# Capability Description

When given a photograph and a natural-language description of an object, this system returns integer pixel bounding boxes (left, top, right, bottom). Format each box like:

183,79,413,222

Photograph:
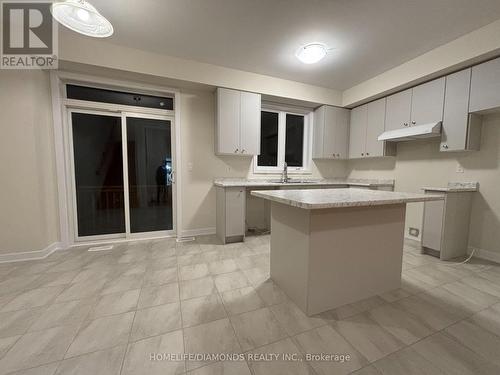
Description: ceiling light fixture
295,43,328,64
51,0,114,38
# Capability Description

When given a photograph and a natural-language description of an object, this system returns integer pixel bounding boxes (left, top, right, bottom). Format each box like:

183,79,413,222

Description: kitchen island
251,188,443,316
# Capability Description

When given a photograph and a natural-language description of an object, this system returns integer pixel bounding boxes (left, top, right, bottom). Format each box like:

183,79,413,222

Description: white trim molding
50,71,183,247
468,246,500,264
180,227,216,239
0,242,62,264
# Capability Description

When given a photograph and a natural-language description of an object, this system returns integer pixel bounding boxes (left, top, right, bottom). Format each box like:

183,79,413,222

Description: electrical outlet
408,227,420,237
456,163,464,173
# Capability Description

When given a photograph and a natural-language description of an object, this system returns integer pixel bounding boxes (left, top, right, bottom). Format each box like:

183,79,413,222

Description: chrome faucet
282,162,289,183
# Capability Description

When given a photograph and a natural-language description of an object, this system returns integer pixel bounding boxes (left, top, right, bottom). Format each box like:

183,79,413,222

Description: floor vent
88,245,114,252
176,236,195,243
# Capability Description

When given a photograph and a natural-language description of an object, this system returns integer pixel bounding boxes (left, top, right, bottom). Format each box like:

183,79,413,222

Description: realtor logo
1,1,58,69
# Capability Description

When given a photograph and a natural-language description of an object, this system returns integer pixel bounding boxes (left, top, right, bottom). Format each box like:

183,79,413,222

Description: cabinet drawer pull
442,144,449,149
403,123,409,127
234,148,239,153
241,149,245,153
411,121,416,125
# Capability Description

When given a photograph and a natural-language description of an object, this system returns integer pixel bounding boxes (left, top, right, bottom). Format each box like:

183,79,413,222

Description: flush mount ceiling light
295,43,329,64
51,0,113,38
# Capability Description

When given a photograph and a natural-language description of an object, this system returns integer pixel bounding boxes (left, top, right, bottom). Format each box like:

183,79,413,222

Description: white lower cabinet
422,190,473,260
216,187,246,244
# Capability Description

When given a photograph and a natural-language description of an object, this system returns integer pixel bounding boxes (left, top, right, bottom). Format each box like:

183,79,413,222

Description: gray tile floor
0,235,499,374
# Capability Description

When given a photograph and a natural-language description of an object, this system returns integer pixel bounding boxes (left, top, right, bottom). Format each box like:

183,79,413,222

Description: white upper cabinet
385,89,412,131
348,105,367,159
470,57,500,113
216,88,240,154
441,68,482,152
240,91,261,155
365,98,389,157
385,78,445,130
349,98,396,159
216,88,261,156
333,107,350,159
313,106,350,159
410,77,445,125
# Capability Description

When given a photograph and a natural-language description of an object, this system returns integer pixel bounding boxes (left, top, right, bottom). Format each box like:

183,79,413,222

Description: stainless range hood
378,122,442,142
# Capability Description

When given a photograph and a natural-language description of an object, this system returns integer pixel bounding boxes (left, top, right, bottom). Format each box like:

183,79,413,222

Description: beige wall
346,113,500,254
342,19,500,107
59,33,342,106
0,71,343,254
0,70,59,254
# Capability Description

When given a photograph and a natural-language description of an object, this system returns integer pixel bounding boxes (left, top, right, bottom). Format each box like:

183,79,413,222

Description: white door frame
50,71,182,249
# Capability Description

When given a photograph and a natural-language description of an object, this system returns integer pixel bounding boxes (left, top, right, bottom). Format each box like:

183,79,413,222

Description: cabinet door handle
241,149,245,153
442,144,449,149
366,152,370,156
361,153,364,156
234,148,239,153
403,123,409,127
411,121,416,125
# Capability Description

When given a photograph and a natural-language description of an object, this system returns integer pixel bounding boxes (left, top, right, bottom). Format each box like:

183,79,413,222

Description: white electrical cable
441,249,476,266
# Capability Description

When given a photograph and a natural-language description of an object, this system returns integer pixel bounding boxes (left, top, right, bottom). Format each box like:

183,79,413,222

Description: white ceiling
79,0,500,90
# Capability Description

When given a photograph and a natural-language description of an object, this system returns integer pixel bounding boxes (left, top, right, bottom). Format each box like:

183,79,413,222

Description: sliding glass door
125,115,173,233
69,110,175,240
71,112,125,237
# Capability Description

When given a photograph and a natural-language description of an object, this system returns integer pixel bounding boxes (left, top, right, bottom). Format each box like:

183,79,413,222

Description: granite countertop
214,177,395,188
422,182,479,193
251,188,444,209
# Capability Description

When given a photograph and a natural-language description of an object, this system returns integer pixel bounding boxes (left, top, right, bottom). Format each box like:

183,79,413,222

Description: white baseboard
404,236,422,247
468,246,500,264
0,242,62,264
179,227,216,239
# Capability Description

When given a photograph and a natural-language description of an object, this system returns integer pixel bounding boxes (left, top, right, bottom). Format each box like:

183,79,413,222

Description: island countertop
251,188,444,209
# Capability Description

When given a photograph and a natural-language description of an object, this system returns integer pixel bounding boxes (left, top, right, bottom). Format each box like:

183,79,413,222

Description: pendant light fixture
51,0,113,38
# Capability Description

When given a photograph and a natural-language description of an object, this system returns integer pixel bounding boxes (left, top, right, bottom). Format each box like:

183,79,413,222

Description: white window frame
253,103,313,174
